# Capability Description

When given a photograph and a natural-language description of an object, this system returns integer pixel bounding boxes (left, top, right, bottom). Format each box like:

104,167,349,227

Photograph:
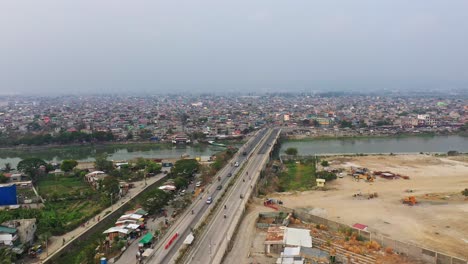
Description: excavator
402,196,417,206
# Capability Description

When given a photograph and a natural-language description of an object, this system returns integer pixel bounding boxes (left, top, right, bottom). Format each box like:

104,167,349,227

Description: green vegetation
170,159,199,178
462,188,468,197
139,189,171,214
285,132,447,142
0,247,15,264
375,119,393,126
0,131,115,147
284,147,298,156
60,159,78,172
17,158,48,183
316,171,337,181
202,147,237,183
94,154,114,172
321,160,329,167
340,120,354,128
278,160,316,191
0,173,8,183
38,174,89,197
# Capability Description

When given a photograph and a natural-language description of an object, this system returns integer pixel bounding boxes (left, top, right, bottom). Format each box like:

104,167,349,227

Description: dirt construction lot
269,154,468,259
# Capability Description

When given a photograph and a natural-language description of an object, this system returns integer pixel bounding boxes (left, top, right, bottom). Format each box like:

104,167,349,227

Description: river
0,143,225,169
280,135,468,155
2,136,467,169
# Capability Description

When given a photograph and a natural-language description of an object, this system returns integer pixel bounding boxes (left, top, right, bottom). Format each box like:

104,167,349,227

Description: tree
174,177,188,190
17,158,47,183
138,129,153,140
17,158,47,173
94,154,114,172
285,147,298,156
100,176,120,196
146,161,162,174
316,171,337,181
140,189,171,214
190,131,206,140
4,163,11,172
60,160,78,172
0,173,8,183
126,133,133,140
460,122,468,132
462,188,468,197
375,119,392,126
340,120,353,128
312,119,320,127
171,159,199,178
134,158,148,170
321,160,329,167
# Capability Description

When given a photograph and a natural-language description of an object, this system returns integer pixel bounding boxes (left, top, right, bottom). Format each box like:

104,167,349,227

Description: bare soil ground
268,154,468,259
224,202,277,264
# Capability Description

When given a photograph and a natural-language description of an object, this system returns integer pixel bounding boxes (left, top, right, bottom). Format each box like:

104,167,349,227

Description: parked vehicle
217,185,222,190
195,181,201,187
227,172,232,177
234,162,239,167
206,196,212,204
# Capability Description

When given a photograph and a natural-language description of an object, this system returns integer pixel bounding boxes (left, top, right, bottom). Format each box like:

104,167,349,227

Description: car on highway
195,181,201,187
206,196,212,204
234,162,239,167
216,185,222,190
227,172,232,177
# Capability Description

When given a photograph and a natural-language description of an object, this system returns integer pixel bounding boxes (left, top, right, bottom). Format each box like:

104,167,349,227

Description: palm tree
4,163,11,172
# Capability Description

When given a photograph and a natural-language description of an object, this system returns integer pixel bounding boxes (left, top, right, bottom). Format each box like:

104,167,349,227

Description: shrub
462,188,468,197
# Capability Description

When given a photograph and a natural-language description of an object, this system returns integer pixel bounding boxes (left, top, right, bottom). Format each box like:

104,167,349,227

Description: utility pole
110,193,113,211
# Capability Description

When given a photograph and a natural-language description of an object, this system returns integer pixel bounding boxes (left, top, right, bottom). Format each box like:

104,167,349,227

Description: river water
2,136,467,169
280,135,468,155
0,144,224,169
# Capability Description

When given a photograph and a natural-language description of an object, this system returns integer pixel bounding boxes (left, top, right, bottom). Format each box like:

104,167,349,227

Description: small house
316,179,325,187
85,171,108,188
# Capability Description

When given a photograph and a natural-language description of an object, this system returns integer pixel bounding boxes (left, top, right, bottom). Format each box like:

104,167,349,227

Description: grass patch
37,175,89,196
278,161,316,191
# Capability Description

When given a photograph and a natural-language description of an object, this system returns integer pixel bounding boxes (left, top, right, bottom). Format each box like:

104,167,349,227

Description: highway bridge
146,128,281,264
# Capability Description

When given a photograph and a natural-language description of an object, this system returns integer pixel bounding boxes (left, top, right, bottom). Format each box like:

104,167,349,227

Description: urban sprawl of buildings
0,94,467,144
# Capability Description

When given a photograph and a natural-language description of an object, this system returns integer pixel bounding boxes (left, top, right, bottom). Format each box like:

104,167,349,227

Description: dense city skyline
1,0,468,95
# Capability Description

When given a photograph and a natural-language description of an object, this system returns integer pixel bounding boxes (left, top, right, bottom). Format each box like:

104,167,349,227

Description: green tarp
139,232,153,244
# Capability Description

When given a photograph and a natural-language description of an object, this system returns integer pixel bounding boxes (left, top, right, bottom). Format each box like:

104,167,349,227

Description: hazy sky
1,0,468,95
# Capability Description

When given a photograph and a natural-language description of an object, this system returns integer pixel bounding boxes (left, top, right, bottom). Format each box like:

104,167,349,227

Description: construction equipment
402,196,417,206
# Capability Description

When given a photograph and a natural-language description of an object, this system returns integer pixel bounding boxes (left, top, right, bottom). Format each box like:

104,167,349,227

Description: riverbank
0,141,173,151
284,131,466,142
0,139,243,168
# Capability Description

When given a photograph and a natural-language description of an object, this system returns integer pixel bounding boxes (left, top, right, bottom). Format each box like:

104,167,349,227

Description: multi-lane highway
147,128,273,264
183,128,280,264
